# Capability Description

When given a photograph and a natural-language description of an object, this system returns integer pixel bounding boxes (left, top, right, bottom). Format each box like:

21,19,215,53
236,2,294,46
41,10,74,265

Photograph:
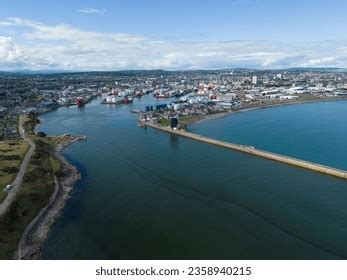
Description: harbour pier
144,123,347,180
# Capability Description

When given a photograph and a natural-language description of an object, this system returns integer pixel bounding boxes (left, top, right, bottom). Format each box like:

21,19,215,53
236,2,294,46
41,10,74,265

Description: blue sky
0,0,347,70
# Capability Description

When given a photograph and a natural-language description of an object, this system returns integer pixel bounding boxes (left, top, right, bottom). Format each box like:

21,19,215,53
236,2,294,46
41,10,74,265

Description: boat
154,90,170,98
130,109,140,114
156,93,170,98
101,93,135,105
123,96,134,104
101,95,124,104
76,97,85,107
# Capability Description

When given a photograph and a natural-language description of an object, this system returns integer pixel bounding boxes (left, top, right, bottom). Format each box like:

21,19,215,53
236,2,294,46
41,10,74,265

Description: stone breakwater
145,123,347,180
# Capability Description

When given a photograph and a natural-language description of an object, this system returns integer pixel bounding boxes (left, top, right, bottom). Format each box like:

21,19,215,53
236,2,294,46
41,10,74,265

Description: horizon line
1,67,346,75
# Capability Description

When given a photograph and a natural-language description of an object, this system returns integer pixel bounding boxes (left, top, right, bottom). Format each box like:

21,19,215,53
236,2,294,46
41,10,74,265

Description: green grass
158,118,170,126
158,116,205,128
50,156,61,175
0,141,29,203
44,137,59,147
0,139,55,259
0,115,68,259
179,115,204,124
178,115,205,129
22,115,40,137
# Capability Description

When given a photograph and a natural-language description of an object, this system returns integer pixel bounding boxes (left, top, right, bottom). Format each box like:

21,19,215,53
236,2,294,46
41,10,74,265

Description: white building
173,103,184,111
245,93,256,100
252,76,258,85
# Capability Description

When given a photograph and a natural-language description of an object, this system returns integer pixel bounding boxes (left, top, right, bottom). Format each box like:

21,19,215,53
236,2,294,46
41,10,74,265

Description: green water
40,97,347,259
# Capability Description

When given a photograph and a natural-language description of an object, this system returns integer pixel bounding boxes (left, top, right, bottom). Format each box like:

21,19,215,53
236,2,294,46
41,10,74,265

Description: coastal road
0,116,36,216
15,136,84,259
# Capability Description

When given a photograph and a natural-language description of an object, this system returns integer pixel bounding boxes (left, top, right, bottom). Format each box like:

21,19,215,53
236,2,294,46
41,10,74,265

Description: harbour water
190,100,347,170
40,97,347,259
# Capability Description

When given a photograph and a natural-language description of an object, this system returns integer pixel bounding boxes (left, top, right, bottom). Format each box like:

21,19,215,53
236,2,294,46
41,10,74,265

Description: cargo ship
101,95,134,104
156,93,169,98
123,96,134,104
154,90,172,98
76,97,85,107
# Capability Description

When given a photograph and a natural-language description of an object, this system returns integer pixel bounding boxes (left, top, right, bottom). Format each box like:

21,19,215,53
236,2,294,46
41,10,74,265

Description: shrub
37,132,47,138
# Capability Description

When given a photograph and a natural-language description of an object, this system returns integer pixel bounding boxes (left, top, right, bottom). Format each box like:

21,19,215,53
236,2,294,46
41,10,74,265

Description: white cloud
0,36,23,61
0,17,347,71
4,17,146,44
76,8,106,15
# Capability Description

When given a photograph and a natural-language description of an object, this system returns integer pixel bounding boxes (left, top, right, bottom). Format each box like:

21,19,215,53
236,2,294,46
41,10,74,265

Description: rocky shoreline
14,134,86,259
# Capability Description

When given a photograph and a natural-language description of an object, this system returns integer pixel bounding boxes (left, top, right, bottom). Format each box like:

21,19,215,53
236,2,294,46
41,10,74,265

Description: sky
0,0,347,71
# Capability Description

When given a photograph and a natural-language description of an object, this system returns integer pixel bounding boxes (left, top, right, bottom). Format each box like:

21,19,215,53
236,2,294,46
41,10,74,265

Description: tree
37,131,47,138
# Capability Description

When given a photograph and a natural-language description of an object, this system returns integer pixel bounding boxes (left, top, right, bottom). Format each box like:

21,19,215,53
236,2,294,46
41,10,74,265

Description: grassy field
0,138,55,259
0,141,29,203
158,115,206,128
0,115,66,259
50,156,61,175
178,115,205,128
158,118,170,126
22,115,40,136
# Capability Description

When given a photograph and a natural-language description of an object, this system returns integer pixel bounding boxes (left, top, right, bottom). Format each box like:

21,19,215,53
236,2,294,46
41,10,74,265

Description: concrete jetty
145,123,347,180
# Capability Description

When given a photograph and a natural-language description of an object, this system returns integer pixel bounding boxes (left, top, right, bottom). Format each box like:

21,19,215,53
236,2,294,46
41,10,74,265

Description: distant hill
0,67,346,76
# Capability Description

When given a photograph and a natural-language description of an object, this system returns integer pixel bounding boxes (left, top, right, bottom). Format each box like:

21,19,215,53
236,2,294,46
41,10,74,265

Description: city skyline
0,0,347,71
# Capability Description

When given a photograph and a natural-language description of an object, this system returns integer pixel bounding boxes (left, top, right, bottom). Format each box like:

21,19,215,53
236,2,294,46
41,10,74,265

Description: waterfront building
252,75,258,85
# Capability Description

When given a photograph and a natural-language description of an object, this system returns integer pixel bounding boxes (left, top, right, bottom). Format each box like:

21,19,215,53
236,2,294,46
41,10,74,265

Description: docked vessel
101,95,134,105
130,109,140,113
76,97,85,107
123,96,134,104
156,93,168,98
102,95,123,104
154,90,172,98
